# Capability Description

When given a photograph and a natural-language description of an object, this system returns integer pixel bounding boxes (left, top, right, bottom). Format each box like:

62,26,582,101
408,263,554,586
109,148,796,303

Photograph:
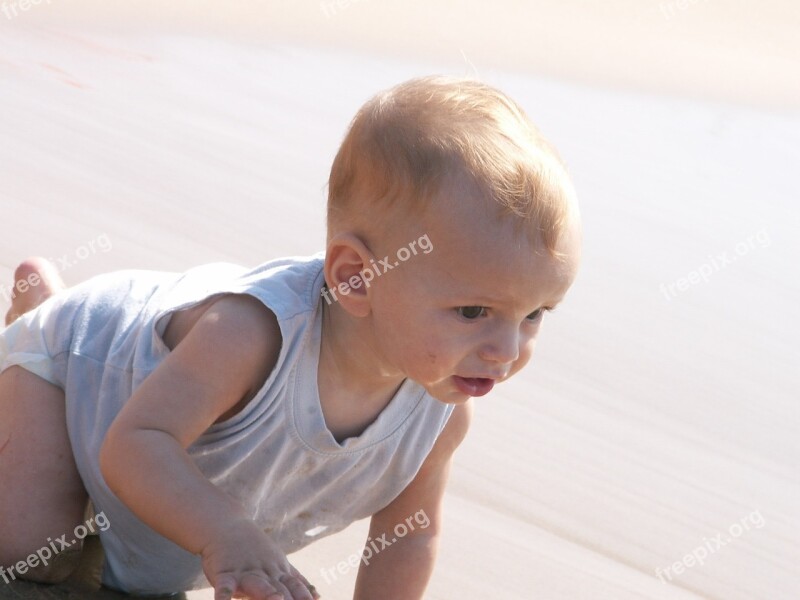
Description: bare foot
4,257,66,326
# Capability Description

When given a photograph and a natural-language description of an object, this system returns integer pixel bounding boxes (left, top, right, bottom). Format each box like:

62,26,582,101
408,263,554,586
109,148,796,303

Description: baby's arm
352,401,473,600
99,295,317,600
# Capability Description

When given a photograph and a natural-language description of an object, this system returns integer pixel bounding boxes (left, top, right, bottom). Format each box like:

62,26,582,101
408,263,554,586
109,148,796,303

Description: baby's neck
316,298,406,441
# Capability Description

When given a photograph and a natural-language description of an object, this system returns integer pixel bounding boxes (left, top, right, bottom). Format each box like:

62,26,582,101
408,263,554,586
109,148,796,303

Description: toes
14,257,65,295
6,257,66,319
5,307,20,326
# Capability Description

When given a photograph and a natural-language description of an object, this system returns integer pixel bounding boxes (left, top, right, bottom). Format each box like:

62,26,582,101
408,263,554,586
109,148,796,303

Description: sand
1,3,798,599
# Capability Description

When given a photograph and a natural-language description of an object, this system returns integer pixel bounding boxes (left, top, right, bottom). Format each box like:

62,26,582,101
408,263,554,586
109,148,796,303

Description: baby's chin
419,377,475,405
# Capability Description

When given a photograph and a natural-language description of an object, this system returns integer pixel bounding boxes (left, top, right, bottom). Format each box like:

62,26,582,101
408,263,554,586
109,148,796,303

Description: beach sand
1,3,798,599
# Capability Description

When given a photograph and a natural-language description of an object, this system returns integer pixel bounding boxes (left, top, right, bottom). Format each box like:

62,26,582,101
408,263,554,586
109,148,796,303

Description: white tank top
19,254,454,594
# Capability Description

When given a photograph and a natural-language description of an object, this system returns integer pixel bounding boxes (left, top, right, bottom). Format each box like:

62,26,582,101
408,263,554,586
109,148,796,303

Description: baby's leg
0,259,87,582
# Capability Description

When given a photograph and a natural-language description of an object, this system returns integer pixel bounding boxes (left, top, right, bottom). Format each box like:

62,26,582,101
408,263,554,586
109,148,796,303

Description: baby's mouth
452,376,495,397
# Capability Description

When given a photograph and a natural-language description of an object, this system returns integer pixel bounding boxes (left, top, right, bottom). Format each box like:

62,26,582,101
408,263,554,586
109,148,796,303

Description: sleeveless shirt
0,254,454,594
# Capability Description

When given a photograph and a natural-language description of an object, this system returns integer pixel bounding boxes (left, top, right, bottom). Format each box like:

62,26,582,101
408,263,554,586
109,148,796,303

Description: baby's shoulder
163,294,283,423
172,293,281,357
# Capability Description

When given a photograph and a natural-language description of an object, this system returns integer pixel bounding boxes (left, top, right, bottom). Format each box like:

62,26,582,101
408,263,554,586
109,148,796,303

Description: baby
0,76,581,600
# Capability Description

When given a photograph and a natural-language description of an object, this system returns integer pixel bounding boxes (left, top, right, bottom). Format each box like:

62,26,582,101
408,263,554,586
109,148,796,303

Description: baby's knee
15,544,83,584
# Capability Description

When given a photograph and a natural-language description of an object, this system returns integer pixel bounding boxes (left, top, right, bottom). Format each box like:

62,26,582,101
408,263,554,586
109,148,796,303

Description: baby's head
324,76,581,403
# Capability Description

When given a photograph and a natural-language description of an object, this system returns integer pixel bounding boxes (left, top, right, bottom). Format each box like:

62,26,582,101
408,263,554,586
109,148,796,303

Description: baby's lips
453,375,495,396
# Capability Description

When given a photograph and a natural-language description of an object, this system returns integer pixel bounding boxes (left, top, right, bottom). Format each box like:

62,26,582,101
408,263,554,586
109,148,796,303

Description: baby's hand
201,519,320,600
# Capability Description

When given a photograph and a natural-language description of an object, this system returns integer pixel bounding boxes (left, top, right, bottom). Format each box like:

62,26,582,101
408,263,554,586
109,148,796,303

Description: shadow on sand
1,538,186,600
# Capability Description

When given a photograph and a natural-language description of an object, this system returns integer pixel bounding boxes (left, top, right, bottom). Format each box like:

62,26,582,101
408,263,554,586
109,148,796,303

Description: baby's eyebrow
541,299,563,311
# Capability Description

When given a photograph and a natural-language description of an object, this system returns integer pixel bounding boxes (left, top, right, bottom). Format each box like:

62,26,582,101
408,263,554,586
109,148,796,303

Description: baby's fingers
279,574,318,600
214,573,283,600
214,574,239,600
239,573,288,600
288,569,320,599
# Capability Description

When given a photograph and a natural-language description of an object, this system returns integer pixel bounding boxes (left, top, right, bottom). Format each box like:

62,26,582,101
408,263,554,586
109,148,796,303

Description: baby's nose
479,327,521,364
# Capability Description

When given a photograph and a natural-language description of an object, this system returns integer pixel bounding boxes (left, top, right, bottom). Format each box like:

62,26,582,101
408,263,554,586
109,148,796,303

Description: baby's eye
456,306,486,320
526,308,544,321
526,307,553,322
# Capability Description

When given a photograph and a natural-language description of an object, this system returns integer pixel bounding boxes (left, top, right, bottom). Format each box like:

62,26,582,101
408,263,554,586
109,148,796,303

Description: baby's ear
323,233,372,317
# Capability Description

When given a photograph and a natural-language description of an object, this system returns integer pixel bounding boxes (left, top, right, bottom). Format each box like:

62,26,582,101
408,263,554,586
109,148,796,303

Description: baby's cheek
407,319,458,376
415,339,451,377
420,339,445,371
511,344,535,376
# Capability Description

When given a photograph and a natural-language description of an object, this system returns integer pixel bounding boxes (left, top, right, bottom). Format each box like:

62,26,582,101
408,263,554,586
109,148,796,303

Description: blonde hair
327,76,579,260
